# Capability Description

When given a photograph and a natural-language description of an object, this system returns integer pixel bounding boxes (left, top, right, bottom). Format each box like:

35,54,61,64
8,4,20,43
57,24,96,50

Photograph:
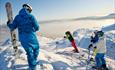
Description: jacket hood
19,8,30,16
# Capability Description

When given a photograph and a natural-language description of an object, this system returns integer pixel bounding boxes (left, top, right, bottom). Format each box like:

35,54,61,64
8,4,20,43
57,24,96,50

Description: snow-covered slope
0,24,115,70
0,35,115,70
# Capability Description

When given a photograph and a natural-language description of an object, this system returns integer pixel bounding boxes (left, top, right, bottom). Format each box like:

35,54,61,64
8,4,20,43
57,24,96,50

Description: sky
0,0,114,25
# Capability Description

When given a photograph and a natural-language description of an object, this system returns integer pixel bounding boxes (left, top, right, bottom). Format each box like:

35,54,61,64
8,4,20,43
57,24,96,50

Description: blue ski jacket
7,8,39,49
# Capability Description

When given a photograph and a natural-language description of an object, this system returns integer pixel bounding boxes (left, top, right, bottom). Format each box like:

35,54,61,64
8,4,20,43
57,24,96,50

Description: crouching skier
89,31,108,70
7,4,40,70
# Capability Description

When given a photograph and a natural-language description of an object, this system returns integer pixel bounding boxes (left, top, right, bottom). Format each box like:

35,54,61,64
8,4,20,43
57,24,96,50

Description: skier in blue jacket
7,4,39,70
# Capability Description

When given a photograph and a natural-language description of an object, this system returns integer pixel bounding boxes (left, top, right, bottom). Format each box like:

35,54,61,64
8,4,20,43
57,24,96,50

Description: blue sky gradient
0,0,114,24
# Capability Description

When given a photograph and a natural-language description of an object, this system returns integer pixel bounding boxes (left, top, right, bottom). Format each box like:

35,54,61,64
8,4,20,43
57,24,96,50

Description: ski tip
5,2,11,7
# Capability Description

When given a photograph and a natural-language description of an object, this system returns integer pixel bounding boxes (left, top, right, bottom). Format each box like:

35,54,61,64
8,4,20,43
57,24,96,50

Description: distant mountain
108,13,115,16
40,13,115,23
102,23,115,32
73,13,115,20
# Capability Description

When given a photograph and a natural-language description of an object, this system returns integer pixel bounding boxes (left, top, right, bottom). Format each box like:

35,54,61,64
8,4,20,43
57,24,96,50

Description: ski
86,44,96,70
5,2,18,53
5,2,18,69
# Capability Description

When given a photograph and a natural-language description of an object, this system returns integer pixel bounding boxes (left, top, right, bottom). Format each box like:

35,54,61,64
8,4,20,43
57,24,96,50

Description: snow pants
21,42,39,70
95,53,106,68
71,40,79,52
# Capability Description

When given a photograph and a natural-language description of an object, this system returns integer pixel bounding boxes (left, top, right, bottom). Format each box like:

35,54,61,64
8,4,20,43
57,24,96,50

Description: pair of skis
5,2,18,69
5,2,18,54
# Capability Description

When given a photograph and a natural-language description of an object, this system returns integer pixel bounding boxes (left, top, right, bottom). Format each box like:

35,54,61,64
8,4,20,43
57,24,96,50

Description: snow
0,24,115,70
102,23,115,32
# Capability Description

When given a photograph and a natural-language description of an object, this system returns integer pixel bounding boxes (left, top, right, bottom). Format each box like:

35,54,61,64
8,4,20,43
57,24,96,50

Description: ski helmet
97,31,104,37
22,4,32,13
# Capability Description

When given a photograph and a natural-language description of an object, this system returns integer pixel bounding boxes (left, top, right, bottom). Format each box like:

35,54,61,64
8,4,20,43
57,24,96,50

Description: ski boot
72,49,79,53
101,64,108,70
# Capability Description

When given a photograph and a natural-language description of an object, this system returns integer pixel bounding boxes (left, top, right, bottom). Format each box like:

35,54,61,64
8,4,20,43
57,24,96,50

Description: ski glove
7,20,10,24
91,36,93,40
94,46,97,49
64,36,66,38
91,36,93,42
88,44,93,49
